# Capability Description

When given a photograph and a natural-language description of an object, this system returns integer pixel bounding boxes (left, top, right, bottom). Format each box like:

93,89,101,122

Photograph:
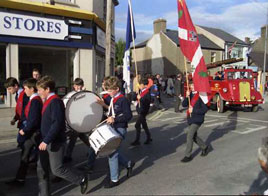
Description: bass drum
62,91,76,107
65,91,103,133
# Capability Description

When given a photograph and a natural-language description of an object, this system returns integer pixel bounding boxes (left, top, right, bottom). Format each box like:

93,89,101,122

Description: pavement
0,93,268,195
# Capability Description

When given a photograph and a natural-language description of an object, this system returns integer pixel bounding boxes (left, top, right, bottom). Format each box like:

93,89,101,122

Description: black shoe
127,162,135,178
80,175,88,194
104,180,119,188
63,156,72,163
5,179,25,186
181,156,192,163
201,146,210,157
144,138,152,145
131,141,140,146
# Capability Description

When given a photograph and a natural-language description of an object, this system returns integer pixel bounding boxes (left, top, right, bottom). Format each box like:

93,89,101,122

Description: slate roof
198,26,247,45
135,29,223,51
164,29,223,50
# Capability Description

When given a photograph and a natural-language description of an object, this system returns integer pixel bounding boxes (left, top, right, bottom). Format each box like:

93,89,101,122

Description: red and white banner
177,0,211,103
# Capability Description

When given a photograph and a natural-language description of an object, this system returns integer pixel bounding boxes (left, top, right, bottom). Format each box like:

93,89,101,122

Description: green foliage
115,39,126,66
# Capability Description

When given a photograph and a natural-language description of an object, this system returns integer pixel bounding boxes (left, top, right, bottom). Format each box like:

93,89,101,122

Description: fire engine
209,67,263,112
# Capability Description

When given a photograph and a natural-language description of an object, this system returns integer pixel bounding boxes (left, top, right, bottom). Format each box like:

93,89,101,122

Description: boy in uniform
64,78,91,163
36,76,88,195
5,78,41,186
103,76,135,188
131,77,152,146
4,77,29,147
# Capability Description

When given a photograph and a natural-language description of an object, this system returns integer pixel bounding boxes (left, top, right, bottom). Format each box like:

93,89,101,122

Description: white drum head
65,91,103,133
62,91,76,107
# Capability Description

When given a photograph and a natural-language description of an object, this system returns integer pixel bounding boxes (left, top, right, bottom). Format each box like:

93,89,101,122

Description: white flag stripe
199,92,208,104
191,45,203,69
178,27,188,40
123,50,130,93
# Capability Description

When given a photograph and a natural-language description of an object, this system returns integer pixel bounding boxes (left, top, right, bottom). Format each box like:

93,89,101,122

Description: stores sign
0,12,68,40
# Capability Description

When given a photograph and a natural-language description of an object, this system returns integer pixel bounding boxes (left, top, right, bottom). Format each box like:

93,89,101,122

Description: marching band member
64,78,91,163
4,77,29,147
103,76,135,188
131,77,152,146
5,78,40,186
181,81,210,163
36,76,88,195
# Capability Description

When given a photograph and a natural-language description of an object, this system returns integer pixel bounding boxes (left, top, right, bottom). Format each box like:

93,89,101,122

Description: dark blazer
182,93,208,125
112,96,132,129
135,90,151,115
24,98,42,138
41,98,66,144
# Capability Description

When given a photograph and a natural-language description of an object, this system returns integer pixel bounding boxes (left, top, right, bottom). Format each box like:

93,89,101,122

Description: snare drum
89,124,122,157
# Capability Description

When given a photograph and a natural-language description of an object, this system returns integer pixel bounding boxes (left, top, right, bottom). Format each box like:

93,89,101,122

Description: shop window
0,45,6,105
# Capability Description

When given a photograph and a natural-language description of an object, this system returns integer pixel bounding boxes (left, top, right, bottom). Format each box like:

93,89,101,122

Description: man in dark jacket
174,74,183,112
181,81,210,162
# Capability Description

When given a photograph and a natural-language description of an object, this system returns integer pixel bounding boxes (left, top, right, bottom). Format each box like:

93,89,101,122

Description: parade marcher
36,76,88,195
64,78,91,163
85,76,112,172
131,77,152,146
4,77,29,146
103,76,135,188
181,81,210,163
174,74,183,113
5,78,42,186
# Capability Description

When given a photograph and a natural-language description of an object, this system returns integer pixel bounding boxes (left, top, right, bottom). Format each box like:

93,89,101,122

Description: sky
115,0,268,44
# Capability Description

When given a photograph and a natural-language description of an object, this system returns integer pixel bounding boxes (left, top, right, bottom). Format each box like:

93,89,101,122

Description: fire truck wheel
252,104,258,112
216,95,225,113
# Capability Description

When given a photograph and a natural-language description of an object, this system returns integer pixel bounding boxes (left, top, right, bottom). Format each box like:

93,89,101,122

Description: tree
115,38,126,66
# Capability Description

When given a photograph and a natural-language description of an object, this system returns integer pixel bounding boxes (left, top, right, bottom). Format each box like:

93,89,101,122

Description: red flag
177,0,211,103
228,41,237,55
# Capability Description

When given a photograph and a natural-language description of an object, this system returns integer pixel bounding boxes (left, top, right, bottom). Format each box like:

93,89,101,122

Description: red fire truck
209,68,263,112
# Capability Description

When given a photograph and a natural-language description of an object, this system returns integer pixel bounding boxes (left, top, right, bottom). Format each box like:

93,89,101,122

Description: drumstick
96,119,108,128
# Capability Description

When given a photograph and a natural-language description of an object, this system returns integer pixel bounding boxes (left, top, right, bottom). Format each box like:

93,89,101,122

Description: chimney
244,37,250,44
261,25,268,38
153,18,167,34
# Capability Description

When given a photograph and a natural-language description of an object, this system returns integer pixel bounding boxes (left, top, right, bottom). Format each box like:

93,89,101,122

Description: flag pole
128,0,138,77
184,56,191,116
128,0,140,106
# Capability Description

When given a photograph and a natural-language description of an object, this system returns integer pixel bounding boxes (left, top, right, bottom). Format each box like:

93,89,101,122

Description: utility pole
105,0,112,76
262,7,268,95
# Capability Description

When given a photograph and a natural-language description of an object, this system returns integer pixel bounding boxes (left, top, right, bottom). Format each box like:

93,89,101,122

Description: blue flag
123,0,136,94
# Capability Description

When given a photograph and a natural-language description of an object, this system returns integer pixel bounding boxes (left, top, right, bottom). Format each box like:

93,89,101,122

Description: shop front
0,1,106,108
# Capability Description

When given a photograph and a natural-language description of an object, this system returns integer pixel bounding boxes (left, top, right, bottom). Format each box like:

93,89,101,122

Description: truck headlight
223,88,228,93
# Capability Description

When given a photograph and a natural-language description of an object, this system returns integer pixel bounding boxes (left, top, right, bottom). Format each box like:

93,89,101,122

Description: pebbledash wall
0,0,118,108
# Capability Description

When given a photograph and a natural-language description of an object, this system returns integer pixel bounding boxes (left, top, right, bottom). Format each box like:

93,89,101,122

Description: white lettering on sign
0,12,68,40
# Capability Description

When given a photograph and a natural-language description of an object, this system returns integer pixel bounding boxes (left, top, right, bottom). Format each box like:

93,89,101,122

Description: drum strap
108,98,115,118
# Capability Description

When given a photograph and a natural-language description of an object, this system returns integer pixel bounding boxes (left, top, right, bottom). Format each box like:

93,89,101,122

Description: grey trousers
37,143,82,196
174,96,181,112
185,124,207,157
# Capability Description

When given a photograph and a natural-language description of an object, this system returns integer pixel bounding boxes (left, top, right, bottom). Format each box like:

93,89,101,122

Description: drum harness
107,96,125,139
